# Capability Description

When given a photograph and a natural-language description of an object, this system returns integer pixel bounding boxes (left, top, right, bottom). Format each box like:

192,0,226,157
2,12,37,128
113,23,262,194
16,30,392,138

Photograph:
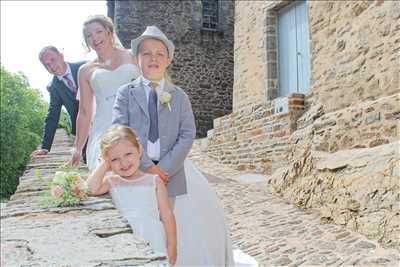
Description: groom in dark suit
31,46,86,159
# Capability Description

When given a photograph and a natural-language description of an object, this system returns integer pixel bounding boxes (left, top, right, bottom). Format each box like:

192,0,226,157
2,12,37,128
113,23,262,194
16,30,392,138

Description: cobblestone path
189,141,400,267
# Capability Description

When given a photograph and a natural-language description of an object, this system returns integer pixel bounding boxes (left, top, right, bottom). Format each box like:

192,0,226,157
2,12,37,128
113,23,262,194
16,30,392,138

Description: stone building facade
108,0,234,137
206,0,399,249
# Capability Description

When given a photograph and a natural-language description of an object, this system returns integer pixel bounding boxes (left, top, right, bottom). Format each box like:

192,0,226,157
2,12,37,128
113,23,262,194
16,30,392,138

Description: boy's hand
146,165,169,184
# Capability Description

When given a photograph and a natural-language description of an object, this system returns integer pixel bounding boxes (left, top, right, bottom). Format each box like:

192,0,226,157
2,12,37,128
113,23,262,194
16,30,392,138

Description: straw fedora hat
131,25,175,60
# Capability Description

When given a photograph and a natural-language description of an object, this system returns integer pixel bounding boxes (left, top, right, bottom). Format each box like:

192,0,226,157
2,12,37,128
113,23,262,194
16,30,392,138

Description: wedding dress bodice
90,63,139,126
86,63,140,171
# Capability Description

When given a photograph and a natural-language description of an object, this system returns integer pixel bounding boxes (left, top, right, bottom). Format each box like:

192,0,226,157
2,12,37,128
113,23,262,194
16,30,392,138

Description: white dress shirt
141,76,165,161
57,63,76,89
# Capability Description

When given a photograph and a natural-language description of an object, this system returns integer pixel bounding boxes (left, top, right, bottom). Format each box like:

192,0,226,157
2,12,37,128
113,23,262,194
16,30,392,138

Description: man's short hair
39,46,60,62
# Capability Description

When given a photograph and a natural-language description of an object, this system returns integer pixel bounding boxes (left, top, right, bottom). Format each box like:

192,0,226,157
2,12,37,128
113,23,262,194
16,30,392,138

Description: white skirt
173,160,234,266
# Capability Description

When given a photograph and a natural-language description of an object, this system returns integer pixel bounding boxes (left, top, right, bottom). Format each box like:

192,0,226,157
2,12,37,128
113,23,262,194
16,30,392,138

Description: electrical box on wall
274,97,289,115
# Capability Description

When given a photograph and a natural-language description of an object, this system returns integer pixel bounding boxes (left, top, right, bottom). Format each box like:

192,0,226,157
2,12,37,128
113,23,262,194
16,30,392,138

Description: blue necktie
148,82,159,143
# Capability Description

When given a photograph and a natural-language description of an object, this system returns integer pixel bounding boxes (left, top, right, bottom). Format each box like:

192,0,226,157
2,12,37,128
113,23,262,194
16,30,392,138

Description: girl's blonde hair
82,15,115,52
100,125,141,159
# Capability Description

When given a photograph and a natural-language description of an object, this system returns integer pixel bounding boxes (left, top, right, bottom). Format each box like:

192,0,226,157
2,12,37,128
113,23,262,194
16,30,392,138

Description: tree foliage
0,67,48,199
58,107,72,135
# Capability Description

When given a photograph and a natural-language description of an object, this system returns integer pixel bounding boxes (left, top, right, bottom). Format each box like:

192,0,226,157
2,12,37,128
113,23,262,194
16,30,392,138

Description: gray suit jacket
112,77,196,197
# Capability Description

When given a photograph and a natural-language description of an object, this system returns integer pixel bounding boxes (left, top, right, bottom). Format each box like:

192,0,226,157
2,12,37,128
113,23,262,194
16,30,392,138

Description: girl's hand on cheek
99,157,111,171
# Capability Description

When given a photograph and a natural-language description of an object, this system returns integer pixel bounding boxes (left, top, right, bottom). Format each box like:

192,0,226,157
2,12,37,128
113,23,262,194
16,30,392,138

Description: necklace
99,47,115,66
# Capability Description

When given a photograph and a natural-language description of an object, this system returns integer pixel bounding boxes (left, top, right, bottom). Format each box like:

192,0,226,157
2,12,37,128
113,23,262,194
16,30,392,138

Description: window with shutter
202,0,219,31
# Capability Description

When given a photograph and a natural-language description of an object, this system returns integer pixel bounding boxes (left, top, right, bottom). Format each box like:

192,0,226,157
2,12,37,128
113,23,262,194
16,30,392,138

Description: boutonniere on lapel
160,91,172,111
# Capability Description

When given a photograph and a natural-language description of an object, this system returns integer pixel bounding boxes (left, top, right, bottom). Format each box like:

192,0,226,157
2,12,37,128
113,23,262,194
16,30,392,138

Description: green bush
58,108,72,135
0,68,48,199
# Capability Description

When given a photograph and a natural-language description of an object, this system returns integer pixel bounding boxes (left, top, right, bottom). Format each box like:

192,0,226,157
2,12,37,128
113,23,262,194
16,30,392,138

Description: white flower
160,91,172,111
53,171,68,186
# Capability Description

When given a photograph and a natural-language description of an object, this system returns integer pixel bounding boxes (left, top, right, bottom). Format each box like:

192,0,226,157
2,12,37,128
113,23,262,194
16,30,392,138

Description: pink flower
71,185,87,199
51,185,63,199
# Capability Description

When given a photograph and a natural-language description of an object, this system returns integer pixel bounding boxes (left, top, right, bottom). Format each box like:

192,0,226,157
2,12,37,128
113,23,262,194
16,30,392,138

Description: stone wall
208,93,305,174
308,0,400,112
298,94,399,153
205,0,400,249
111,0,235,137
272,140,399,248
267,93,400,249
233,0,399,113
209,0,399,185
233,1,270,111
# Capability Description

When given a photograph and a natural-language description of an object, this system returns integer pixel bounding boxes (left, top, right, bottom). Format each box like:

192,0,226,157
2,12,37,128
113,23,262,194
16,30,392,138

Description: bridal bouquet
35,165,89,207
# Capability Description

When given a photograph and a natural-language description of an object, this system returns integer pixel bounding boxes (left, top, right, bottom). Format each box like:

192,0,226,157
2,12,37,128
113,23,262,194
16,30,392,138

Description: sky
1,1,107,102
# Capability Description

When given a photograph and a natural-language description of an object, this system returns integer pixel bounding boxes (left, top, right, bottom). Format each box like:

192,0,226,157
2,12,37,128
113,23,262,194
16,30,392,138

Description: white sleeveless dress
108,174,167,255
87,64,140,170
108,166,234,266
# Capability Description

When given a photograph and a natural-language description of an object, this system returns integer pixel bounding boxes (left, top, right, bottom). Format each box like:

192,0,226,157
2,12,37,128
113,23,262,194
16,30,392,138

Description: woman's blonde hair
100,125,141,159
82,15,115,52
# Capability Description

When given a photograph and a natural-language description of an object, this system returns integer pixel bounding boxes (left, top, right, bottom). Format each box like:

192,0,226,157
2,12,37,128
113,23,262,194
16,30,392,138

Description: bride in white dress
86,125,177,264
71,15,140,170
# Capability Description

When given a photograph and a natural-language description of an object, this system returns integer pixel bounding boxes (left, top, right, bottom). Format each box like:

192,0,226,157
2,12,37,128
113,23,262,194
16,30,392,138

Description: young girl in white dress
86,125,177,265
